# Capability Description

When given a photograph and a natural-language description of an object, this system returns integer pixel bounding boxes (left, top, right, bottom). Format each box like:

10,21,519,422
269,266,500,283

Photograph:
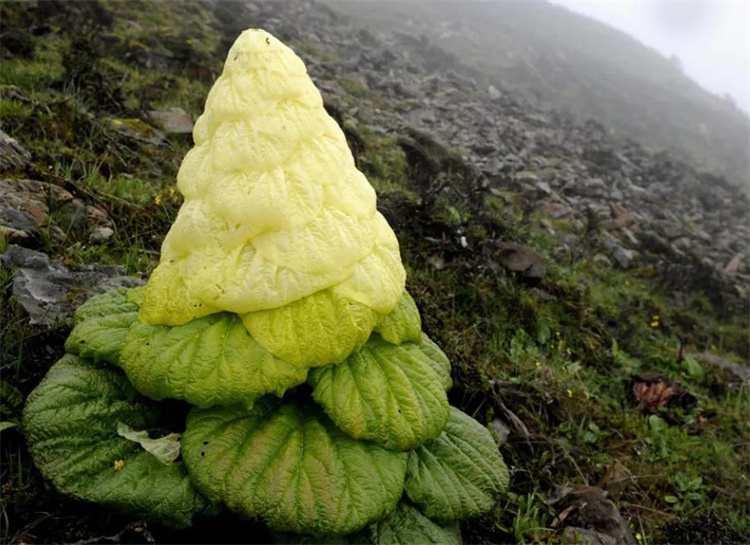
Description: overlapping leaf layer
23,355,213,528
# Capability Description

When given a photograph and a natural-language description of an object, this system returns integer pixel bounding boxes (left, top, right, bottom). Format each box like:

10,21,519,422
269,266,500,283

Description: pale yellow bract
139,29,406,366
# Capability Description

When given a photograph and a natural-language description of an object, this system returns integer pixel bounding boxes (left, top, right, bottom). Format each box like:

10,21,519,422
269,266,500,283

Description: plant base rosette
24,29,509,543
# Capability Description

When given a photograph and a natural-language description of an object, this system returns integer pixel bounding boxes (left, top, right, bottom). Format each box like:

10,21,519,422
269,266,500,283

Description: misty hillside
325,0,750,188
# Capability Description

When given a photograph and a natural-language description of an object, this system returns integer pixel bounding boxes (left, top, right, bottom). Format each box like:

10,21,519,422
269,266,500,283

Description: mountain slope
325,0,750,188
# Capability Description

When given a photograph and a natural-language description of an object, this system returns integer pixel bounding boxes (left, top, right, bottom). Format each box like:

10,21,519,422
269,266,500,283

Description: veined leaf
309,336,449,451
419,336,452,391
66,287,143,365
242,289,380,367
120,313,307,409
23,355,212,528
365,502,462,545
183,400,407,535
374,291,421,345
404,407,510,521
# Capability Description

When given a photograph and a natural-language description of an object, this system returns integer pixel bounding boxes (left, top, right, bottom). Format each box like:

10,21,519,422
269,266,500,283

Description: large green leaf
23,355,212,528
374,291,421,345
365,502,461,545
404,407,509,521
120,313,307,409
65,287,143,365
309,336,450,451
242,289,380,367
183,400,408,535
419,336,452,391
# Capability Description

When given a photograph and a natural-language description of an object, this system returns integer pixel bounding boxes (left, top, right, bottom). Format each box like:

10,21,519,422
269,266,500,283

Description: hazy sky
550,1,750,114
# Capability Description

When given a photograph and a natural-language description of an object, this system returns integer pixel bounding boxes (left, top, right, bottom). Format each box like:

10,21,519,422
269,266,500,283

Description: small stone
602,232,634,269
1,245,143,326
109,118,165,145
490,241,547,279
89,226,114,244
514,171,539,184
723,253,743,275
148,108,195,134
692,353,750,383
562,527,619,545
609,201,635,228
536,181,552,196
488,84,502,100
548,485,637,545
612,246,634,269
0,130,31,173
490,419,511,445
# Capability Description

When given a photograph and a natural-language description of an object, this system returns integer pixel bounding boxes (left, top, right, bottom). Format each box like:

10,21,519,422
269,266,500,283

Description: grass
1,1,748,543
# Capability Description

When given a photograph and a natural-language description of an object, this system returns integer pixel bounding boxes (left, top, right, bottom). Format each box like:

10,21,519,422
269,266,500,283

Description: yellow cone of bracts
139,29,406,367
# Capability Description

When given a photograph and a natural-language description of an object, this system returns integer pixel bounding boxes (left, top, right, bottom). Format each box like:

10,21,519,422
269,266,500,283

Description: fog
551,1,750,114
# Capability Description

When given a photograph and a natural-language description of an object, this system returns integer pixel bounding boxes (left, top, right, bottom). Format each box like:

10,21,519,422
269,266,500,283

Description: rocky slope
1,1,748,544
325,0,750,189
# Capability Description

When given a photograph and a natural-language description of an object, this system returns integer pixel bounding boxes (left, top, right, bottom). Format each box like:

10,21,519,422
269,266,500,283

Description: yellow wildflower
113,459,125,471
154,194,162,206
567,389,573,398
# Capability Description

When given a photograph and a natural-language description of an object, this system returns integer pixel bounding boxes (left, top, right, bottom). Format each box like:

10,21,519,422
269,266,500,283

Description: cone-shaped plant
24,29,509,541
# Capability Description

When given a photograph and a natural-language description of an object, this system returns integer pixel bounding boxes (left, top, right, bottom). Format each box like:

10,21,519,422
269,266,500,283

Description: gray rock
593,253,612,267
490,418,511,444
536,180,552,196
693,353,750,383
108,118,165,145
148,107,194,134
602,232,634,269
580,177,607,196
724,253,744,275
488,84,502,100
89,226,115,244
0,129,31,172
489,241,547,279
562,527,620,545
548,486,637,545
514,171,539,183
0,179,112,247
1,245,143,326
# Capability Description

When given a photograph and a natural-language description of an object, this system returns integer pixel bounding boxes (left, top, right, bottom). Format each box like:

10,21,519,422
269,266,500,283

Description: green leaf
183,400,408,535
648,415,668,433
682,356,705,380
242,289,381,367
23,355,212,528
120,313,307,409
309,336,450,451
374,291,421,345
419,336,452,391
365,502,462,545
116,422,181,465
65,287,143,365
0,421,17,432
404,407,509,521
